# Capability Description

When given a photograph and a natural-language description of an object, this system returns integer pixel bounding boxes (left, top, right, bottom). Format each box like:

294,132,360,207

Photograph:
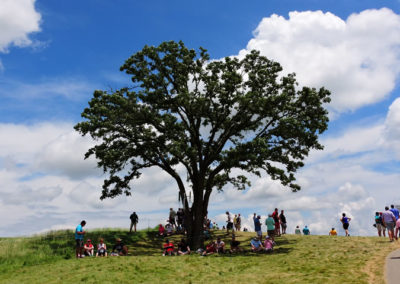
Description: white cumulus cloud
239,8,400,114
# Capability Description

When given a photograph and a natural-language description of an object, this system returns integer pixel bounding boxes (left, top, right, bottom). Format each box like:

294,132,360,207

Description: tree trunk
186,188,205,250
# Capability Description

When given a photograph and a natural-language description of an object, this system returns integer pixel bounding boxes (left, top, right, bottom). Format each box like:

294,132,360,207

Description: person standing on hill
75,220,86,258
169,208,177,229
279,210,287,235
375,212,384,237
340,213,351,236
390,205,399,220
226,211,234,234
235,214,241,231
129,211,139,233
253,214,262,239
272,208,281,236
382,206,396,242
265,214,275,241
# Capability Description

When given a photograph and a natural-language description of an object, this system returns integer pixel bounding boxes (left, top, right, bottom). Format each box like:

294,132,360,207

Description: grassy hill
0,228,397,283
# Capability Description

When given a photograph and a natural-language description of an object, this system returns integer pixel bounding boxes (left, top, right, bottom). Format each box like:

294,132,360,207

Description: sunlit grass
0,229,397,283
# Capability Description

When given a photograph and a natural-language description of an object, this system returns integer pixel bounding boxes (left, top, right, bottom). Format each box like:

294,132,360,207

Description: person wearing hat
250,236,263,252
264,236,275,253
83,239,94,256
111,238,128,256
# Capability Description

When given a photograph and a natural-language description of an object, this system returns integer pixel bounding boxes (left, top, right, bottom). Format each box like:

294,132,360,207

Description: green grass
0,229,396,283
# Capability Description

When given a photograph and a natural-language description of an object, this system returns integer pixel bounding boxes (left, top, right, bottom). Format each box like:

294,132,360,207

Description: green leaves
75,41,330,199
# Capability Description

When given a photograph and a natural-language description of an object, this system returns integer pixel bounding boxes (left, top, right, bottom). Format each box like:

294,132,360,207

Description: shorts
343,223,349,230
274,222,280,229
267,230,275,237
227,222,233,229
76,239,84,248
256,230,262,237
281,223,287,229
98,249,107,256
386,221,395,231
376,223,384,231
169,218,176,225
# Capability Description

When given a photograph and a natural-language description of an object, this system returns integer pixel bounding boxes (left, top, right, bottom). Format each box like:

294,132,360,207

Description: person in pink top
264,236,275,253
395,218,400,241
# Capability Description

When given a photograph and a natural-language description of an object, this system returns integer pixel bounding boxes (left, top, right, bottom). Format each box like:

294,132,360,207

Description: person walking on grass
75,220,86,258
341,213,351,236
375,212,385,237
382,206,396,242
390,205,399,220
129,211,139,233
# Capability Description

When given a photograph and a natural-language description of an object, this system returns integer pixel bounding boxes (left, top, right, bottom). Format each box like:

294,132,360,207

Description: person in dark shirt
177,238,190,255
111,238,128,256
279,210,287,235
230,235,241,253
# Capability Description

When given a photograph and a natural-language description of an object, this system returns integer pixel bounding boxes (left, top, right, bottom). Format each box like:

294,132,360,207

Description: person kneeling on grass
96,238,107,257
215,237,225,254
111,238,128,256
250,237,263,252
177,238,190,255
163,239,175,256
202,241,216,256
84,239,94,256
264,236,275,253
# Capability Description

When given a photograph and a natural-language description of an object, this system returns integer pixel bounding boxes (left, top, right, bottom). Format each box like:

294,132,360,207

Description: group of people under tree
374,205,400,242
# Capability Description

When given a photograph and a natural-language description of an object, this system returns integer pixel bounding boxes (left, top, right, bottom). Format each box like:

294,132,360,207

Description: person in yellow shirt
329,228,337,236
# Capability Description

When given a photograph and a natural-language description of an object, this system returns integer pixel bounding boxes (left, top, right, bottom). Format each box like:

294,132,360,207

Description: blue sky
1,0,400,237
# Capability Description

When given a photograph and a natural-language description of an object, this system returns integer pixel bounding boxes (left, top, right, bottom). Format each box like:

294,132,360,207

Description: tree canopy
75,40,330,246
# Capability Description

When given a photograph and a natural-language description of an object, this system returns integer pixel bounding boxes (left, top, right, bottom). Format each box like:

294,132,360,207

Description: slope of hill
0,228,397,283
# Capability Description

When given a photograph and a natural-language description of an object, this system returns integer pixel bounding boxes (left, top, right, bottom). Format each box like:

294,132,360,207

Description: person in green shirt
265,214,275,241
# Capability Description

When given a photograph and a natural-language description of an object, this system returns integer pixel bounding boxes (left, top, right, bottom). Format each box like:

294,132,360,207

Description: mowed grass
0,228,398,283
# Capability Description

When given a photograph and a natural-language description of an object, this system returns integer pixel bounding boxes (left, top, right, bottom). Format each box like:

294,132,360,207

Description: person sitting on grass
96,238,107,257
202,240,216,256
165,223,173,236
111,238,128,256
158,224,165,236
295,225,301,235
215,237,225,253
163,239,175,256
83,239,94,256
250,237,263,252
303,225,310,235
177,238,190,255
230,235,241,253
329,228,337,236
264,236,275,253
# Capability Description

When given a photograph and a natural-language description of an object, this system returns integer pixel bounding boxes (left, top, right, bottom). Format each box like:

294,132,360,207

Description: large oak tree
75,41,330,248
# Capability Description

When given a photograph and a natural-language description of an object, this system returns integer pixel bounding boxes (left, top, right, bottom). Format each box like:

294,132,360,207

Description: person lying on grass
229,235,241,253
83,239,94,256
202,240,217,256
264,236,275,253
111,238,128,256
215,237,225,253
163,239,175,256
177,238,190,255
250,237,263,252
96,238,107,257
